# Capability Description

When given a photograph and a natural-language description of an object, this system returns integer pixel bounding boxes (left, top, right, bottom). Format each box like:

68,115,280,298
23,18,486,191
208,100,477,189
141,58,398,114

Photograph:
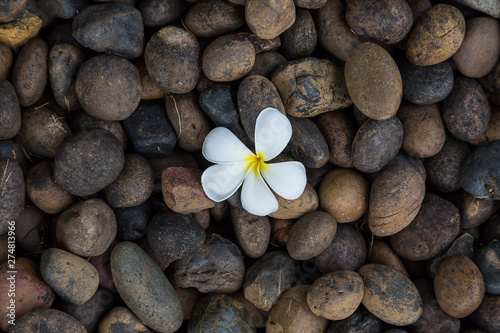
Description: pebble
245,0,296,40
280,8,317,60
188,294,256,333
345,42,402,120
434,254,485,318
287,211,337,260
408,299,460,333
145,26,200,93
326,309,383,333
469,293,500,332
0,13,42,48
103,153,154,208
451,0,500,18
122,104,177,158
0,80,20,139
369,165,425,237
40,248,99,305
58,288,114,333
271,57,351,118
198,83,251,144
267,285,329,332
399,59,454,105
162,166,215,214
406,4,466,66
367,240,409,277
358,263,422,326
11,38,48,107
48,42,84,110
238,75,285,140
10,309,86,333
346,0,413,44
55,198,116,257
315,223,367,274
110,241,183,333
390,193,461,261
165,92,212,153
269,183,319,219
453,17,500,78
0,158,24,234
54,129,125,197
397,102,446,158
286,117,329,168
115,200,153,241
170,234,245,294
461,140,500,200
76,55,142,121
442,76,490,142
0,258,54,331
424,135,471,193
313,0,367,62
243,251,299,311
230,205,271,258
319,168,369,222
306,270,364,320
98,306,151,333
72,3,144,59
314,111,356,168
147,211,206,260
351,117,404,173
474,240,500,294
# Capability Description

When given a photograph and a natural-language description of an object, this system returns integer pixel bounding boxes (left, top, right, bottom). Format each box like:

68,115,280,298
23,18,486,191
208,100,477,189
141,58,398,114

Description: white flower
201,107,307,216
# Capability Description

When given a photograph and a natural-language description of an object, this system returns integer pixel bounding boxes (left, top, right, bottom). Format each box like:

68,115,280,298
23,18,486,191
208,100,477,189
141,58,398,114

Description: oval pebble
307,270,364,320
287,211,337,260
453,17,500,79
358,263,422,326
40,248,99,305
111,241,183,333
406,4,465,66
345,42,402,120
434,255,485,318
399,59,454,105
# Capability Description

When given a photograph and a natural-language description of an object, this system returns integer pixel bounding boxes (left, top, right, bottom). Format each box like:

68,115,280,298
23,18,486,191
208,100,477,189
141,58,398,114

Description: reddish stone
162,167,215,214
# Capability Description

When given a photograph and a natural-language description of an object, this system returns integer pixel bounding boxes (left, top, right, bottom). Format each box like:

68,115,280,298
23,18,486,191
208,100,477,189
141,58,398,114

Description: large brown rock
162,167,215,214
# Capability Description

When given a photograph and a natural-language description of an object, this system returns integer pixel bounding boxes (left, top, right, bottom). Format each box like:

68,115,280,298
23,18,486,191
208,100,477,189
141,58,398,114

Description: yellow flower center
246,152,267,176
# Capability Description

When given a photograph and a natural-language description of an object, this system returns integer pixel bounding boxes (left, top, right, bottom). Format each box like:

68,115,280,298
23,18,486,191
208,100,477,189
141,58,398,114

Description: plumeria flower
201,107,307,216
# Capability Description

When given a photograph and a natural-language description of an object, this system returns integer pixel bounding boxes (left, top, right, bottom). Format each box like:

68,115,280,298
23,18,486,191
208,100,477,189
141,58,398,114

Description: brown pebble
406,4,465,66
287,211,337,260
230,205,271,258
434,254,485,318
319,168,369,223
269,183,319,219
358,263,422,326
345,42,402,120
162,167,215,214
307,270,364,320
453,17,500,78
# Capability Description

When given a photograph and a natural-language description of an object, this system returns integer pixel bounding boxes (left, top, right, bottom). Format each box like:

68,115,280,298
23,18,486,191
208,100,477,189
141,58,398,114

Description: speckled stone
110,241,183,333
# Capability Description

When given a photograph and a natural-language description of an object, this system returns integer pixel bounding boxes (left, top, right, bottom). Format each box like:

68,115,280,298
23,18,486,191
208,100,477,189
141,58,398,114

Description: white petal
241,165,279,216
203,127,253,164
261,161,307,200
201,163,248,202
254,108,292,161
